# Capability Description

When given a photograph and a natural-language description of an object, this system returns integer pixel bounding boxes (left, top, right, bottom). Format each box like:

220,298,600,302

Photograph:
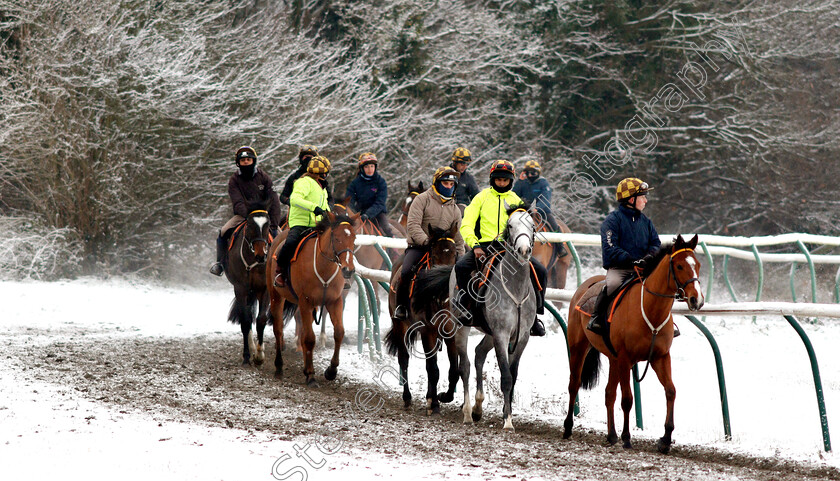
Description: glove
313,206,326,217
360,213,369,221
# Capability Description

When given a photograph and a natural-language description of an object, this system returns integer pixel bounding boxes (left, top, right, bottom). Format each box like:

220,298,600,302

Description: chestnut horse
563,234,704,453
266,211,360,386
384,224,460,415
224,201,272,366
532,213,573,290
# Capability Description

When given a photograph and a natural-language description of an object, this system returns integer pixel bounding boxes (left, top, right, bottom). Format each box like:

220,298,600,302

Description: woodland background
1,0,838,280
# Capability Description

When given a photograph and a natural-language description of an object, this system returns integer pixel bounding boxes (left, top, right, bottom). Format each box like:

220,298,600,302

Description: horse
411,202,538,430
384,224,460,415
563,234,704,453
397,180,425,230
265,211,360,386
224,200,273,366
532,213,573,291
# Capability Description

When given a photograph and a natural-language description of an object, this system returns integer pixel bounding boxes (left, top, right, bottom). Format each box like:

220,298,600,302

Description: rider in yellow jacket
454,160,548,336
273,156,332,288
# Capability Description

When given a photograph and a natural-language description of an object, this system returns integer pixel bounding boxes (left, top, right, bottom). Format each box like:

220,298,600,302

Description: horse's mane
314,212,354,234
640,242,674,278
502,200,533,241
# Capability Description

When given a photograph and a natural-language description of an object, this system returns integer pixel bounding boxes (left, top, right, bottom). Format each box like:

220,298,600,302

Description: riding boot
586,286,609,334
393,278,410,321
530,317,546,337
209,234,225,276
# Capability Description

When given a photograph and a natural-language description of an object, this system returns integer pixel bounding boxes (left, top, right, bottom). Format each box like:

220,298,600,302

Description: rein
500,210,536,355
240,212,270,272
312,222,354,325
635,248,697,382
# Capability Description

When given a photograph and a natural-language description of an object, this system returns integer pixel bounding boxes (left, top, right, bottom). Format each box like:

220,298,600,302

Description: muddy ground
3,322,838,481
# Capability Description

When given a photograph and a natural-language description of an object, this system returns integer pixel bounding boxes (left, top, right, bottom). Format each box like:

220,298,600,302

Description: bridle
312,220,355,325
240,210,270,272
642,248,699,302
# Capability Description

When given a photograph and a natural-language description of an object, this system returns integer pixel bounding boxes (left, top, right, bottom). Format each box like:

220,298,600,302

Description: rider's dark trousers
372,212,394,237
275,226,309,277
396,246,427,307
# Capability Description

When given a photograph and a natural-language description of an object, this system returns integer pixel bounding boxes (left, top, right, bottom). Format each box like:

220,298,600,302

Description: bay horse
224,200,272,366
532,213,573,291
563,234,704,453
384,224,460,415
397,180,425,230
265,211,360,386
411,203,538,430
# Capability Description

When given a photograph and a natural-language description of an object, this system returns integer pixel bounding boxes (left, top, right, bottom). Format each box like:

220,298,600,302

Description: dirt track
4,322,839,481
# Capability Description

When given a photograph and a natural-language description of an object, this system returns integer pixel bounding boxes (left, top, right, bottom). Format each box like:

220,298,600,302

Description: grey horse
451,204,538,430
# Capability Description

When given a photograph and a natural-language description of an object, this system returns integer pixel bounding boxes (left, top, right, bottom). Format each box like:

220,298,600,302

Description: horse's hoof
623,441,633,449
471,411,482,422
439,392,454,403
307,377,320,388
657,438,672,454
242,359,251,367
462,416,473,424
562,429,572,440
324,366,337,381
403,401,412,411
607,434,618,445
274,370,283,380
254,357,264,367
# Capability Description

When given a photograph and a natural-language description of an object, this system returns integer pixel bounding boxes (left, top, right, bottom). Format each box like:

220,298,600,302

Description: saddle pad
227,221,248,251
290,230,318,263
575,281,605,317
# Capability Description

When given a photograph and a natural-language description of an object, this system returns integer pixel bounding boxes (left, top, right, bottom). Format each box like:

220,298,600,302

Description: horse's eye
676,265,683,270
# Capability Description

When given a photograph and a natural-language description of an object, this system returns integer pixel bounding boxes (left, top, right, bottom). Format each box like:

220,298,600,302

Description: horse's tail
383,319,418,357
227,296,257,325
282,300,298,322
413,265,453,306
580,347,601,390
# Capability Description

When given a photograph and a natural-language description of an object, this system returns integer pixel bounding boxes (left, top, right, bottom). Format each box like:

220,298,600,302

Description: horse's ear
350,212,362,226
407,180,413,190
448,223,459,237
687,234,699,250
342,195,351,206
674,234,685,249
418,181,425,191
327,210,336,223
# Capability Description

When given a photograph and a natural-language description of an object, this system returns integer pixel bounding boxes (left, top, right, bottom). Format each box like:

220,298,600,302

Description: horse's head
428,223,458,266
669,234,704,310
504,201,536,260
245,201,271,263
402,181,425,216
320,210,359,280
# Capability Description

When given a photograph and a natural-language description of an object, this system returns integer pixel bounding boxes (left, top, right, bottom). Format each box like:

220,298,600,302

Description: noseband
644,248,699,301
241,211,270,271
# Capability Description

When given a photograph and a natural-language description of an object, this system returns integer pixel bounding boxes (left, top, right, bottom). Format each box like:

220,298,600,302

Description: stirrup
530,318,546,337
586,315,603,333
273,273,286,288
394,305,408,320
209,263,223,276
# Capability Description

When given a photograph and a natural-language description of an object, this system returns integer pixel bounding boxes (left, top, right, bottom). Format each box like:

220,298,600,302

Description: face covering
238,163,256,179
435,182,455,198
527,171,540,181
492,178,512,193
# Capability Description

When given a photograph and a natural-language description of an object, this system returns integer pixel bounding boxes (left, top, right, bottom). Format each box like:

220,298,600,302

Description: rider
273,155,332,288
513,160,561,232
210,146,282,276
279,145,334,207
454,160,548,337
393,166,466,320
587,177,661,334
345,152,393,237
450,147,480,207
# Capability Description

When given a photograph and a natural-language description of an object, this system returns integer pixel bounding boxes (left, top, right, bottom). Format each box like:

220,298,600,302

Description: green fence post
723,254,738,302
373,243,393,270
632,365,644,430
796,240,818,304
543,302,579,416
835,266,840,303
783,315,831,452
685,315,732,440
353,274,372,354
567,241,583,287
791,262,798,302
751,244,764,324
700,241,714,324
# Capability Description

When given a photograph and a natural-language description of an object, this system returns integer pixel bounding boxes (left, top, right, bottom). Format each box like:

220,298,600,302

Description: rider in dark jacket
210,146,282,276
450,147,480,207
513,160,560,232
588,177,661,334
279,145,334,208
345,152,393,237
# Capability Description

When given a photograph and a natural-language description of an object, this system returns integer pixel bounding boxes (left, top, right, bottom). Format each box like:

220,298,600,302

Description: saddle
226,220,248,251
574,274,639,323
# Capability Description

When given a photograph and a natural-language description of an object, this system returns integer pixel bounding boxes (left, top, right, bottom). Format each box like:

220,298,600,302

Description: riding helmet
298,145,319,166
489,159,515,180
616,177,653,202
433,166,460,185
235,146,257,165
523,159,541,174
358,152,378,168
451,147,472,164
307,155,331,175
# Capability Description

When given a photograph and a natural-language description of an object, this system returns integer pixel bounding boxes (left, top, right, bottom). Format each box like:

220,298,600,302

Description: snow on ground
1,278,839,479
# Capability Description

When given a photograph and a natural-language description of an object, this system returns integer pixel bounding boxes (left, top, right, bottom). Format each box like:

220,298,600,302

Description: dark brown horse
397,181,425,230
384,224,460,415
224,201,272,366
563,234,704,453
265,211,360,386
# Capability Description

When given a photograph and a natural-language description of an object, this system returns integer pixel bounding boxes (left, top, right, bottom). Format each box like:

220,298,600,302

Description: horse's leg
393,318,413,409
439,336,458,404
299,303,318,387
421,329,441,415
254,290,268,366
651,353,676,454
295,311,303,352
563,330,590,439
455,327,473,424
618,360,634,449
324,298,345,381
472,334,494,423
491,333,515,431
605,360,621,445
269,290,285,378
235,287,253,366
319,310,328,349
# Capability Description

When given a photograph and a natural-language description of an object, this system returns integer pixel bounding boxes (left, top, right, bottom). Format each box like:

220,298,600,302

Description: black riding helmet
298,144,319,168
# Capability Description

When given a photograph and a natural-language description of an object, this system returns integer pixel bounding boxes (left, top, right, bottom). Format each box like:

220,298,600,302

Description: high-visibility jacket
288,174,330,228
460,187,522,248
